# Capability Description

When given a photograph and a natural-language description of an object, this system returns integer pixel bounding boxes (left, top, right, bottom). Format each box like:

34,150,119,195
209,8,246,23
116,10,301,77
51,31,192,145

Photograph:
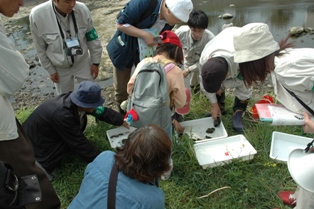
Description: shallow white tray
106,126,137,148
270,131,312,163
180,118,228,143
194,135,257,169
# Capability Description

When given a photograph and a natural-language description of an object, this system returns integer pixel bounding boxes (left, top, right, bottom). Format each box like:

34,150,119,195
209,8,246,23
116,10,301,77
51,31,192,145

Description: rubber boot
232,97,249,133
217,92,226,115
190,84,200,94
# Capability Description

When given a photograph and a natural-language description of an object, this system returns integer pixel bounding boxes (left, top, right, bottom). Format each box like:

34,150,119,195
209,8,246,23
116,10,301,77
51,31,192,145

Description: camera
65,37,83,56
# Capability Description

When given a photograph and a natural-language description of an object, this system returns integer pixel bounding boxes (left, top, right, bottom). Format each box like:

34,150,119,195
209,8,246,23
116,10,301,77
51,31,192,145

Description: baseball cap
201,57,228,93
176,88,191,115
165,0,193,23
160,30,182,48
233,23,280,63
70,81,104,108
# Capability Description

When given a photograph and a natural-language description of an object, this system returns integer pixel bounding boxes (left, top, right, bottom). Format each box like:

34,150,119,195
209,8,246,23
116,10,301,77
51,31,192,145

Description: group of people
1,0,314,208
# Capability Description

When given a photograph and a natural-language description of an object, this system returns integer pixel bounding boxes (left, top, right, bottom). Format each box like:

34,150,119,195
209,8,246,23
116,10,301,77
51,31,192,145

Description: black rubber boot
217,92,226,115
190,84,200,94
232,97,249,133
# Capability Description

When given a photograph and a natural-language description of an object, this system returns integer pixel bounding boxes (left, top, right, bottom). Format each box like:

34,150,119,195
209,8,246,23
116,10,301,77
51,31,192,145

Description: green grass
16,93,310,209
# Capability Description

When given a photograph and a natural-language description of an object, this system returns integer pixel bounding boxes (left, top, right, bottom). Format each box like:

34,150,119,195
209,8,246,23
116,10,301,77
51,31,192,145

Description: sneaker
161,159,173,181
277,191,296,206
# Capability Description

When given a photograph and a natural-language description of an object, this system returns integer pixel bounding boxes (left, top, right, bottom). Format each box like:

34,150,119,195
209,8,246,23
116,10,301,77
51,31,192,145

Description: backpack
127,58,174,130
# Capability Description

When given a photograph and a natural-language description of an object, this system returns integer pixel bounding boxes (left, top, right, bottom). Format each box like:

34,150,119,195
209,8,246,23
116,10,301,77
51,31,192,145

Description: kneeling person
22,81,128,180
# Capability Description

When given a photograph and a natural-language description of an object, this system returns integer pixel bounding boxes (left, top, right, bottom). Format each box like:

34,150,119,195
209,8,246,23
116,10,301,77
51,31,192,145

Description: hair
239,35,294,87
187,10,208,29
114,124,172,183
155,44,184,64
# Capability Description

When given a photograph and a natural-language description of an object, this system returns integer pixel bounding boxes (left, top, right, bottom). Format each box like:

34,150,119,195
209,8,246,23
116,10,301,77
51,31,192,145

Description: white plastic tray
194,135,257,169
180,118,228,143
106,126,137,148
270,131,312,163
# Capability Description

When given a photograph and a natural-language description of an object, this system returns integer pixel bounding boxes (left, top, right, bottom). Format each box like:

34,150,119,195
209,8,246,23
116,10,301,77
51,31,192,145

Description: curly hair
239,35,294,87
114,124,172,183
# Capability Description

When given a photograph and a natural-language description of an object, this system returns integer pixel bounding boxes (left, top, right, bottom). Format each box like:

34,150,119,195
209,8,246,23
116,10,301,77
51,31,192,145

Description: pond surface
193,0,314,48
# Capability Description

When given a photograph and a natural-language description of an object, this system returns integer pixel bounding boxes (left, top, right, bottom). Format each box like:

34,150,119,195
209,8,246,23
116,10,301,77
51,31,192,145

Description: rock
289,26,304,37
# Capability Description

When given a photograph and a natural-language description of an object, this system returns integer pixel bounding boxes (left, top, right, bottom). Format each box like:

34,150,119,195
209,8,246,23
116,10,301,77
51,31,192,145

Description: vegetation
16,92,312,209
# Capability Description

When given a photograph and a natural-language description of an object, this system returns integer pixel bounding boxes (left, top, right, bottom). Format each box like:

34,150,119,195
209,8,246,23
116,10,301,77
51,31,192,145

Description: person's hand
50,72,59,83
172,119,184,133
91,64,99,80
211,102,221,119
303,112,314,133
143,32,155,47
183,69,190,78
121,121,129,129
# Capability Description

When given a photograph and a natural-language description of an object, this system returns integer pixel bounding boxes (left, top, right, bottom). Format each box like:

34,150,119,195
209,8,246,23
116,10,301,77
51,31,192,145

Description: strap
283,86,314,116
107,163,119,209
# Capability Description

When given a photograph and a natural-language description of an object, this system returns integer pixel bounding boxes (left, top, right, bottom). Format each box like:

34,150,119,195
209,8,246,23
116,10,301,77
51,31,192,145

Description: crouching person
199,26,252,133
68,124,172,209
22,81,128,180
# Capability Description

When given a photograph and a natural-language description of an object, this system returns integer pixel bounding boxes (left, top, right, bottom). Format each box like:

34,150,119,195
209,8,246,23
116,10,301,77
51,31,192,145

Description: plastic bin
106,126,137,148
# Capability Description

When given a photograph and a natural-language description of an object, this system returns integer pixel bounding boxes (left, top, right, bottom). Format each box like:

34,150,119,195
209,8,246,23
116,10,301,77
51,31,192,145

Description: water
193,0,314,48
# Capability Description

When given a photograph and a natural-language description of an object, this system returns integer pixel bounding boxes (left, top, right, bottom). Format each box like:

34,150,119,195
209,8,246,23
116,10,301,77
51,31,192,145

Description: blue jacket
106,0,173,70
68,151,165,209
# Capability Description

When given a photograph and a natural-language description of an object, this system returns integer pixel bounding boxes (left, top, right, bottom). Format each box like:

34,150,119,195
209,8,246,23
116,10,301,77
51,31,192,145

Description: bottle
126,114,133,125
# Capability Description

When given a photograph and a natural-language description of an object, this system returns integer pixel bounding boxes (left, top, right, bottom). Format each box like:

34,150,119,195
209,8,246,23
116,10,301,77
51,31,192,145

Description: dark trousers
0,119,60,209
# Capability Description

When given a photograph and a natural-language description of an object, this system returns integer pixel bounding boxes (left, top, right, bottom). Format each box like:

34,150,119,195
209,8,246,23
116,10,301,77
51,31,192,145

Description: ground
4,0,274,111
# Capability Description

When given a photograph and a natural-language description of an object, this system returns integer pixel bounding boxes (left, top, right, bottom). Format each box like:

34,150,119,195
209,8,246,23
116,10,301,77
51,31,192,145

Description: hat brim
70,92,104,108
288,149,314,193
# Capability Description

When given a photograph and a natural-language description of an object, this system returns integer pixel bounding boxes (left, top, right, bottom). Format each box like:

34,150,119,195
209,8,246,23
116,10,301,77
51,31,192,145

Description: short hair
114,124,172,183
187,10,208,29
239,36,294,87
155,44,184,64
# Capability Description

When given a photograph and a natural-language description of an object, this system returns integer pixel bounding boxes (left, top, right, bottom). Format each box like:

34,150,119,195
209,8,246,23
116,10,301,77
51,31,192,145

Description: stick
197,186,231,199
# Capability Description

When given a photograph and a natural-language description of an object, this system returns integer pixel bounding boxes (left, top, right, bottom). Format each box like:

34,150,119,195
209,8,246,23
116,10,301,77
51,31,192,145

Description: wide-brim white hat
288,148,314,192
233,23,279,63
166,0,193,23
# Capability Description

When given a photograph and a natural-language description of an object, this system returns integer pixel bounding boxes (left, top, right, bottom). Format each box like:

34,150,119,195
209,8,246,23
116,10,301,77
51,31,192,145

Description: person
127,30,186,180
68,124,172,209
233,22,314,116
199,26,252,133
22,81,128,180
175,10,215,94
29,0,102,95
106,0,193,114
0,0,61,208
276,112,314,208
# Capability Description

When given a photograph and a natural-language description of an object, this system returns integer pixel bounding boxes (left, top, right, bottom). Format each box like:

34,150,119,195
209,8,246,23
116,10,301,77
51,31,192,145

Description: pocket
43,33,63,53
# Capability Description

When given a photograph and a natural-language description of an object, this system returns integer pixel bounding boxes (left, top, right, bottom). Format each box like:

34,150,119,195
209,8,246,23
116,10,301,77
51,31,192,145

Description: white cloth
0,17,29,141
175,25,215,86
199,27,252,104
29,0,102,94
271,48,314,114
294,185,314,209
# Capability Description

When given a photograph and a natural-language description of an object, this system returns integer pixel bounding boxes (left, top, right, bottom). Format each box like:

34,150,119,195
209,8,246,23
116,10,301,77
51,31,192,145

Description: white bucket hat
288,149,314,192
166,0,193,23
233,23,279,63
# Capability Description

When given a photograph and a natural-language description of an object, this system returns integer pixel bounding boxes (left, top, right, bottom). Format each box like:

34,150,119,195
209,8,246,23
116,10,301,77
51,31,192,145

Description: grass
16,92,312,209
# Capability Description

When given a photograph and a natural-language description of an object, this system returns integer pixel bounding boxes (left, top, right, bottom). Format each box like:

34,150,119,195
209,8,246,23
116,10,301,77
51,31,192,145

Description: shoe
277,191,296,207
161,159,173,181
232,110,245,133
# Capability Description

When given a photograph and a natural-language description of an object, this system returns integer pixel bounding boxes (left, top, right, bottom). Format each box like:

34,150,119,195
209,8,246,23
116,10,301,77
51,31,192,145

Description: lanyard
53,1,79,65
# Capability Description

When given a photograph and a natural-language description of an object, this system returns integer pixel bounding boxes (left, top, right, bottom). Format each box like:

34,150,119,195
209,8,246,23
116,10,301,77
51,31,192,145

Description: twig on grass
197,186,231,199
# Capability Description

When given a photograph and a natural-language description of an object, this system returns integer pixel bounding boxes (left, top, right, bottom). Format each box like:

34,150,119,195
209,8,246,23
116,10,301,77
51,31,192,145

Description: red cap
160,30,182,48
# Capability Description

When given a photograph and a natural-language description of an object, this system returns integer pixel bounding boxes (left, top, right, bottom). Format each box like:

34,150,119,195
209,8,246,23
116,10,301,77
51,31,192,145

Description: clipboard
255,103,285,122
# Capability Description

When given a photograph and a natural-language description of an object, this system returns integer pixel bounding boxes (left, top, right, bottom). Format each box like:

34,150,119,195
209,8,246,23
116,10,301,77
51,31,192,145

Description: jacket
106,0,172,70
0,19,29,141
272,48,314,114
175,25,215,72
68,151,165,209
29,0,102,75
22,93,124,173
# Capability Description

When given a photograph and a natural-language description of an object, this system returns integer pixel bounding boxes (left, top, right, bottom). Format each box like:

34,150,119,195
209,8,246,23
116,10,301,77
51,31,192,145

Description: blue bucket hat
70,81,104,108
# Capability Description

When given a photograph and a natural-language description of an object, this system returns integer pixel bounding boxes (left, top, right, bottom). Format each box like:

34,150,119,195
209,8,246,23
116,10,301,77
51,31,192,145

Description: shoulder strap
283,86,314,116
159,58,175,74
107,164,119,209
